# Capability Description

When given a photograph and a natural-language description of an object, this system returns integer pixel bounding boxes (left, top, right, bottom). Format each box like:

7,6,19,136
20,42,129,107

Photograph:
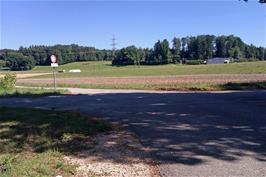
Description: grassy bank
20,61,266,78
0,88,68,98
0,107,111,177
17,81,266,91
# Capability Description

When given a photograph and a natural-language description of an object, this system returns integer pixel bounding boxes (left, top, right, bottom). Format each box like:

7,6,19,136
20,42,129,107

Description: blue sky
0,0,265,49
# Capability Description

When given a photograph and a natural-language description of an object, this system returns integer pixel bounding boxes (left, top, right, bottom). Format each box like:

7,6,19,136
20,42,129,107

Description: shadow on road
0,91,266,166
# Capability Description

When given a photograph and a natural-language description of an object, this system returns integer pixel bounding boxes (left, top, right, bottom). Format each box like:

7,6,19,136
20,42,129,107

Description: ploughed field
17,74,266,85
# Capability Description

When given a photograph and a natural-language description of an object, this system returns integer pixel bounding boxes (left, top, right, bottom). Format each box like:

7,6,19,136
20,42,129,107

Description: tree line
0,35,265,70
113,35,266,65
0,44,113,70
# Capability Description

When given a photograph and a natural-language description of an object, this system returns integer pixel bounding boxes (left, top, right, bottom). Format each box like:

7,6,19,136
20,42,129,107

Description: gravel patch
65,129,160,177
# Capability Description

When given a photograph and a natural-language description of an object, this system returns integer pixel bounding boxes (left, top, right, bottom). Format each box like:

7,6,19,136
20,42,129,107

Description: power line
111,34,117,60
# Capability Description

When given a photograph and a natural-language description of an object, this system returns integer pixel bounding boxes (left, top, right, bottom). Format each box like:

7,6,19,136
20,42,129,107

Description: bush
233,58,260,63
112,58,134,66
247,58,260,62
0,60,6,68
0,154,16,173
186,60,204,65
0,73,16,91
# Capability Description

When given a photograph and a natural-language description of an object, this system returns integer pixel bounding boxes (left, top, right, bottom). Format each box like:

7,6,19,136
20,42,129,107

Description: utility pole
111,34,117,60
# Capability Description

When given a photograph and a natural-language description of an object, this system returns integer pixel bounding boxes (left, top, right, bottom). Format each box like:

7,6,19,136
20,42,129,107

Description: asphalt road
1,89,266,177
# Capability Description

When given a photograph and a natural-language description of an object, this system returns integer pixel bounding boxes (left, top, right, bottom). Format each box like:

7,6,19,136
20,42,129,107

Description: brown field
17,74,266,85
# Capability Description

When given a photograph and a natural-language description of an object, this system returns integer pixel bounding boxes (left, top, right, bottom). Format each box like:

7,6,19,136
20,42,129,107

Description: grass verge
0,107,112,177
17,81,266,91
0,151,75,177
0,88,69,98
221,82,266,90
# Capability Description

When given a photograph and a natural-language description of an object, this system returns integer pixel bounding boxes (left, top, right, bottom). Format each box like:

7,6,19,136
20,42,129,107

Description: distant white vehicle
203,60,207,64
69,69,81,73
224,59,230,64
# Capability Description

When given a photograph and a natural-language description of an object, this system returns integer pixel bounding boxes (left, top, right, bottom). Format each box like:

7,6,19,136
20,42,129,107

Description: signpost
50,55,58,90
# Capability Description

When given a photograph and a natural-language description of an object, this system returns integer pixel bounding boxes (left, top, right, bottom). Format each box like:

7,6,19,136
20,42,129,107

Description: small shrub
62,133,73,142
235,58,248,63
0,73,17,91
0,60,6,68
186,60,204,65
235,58,260,63
248,58,260,62
0,155,17,173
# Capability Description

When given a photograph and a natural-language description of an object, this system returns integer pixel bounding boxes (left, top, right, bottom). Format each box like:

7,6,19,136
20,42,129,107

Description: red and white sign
50,55,57,63
51,63,59,67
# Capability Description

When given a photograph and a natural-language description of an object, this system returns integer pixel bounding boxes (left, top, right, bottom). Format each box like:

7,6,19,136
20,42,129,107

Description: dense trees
148,39,172,64
5,53,36,70
113,35,265,65
112,46,140,65
172,38,181,63
242,0,266,3
0,45,112,70
18,44,113,65
185,35,215,60
0,35,265,69
215,36,227,58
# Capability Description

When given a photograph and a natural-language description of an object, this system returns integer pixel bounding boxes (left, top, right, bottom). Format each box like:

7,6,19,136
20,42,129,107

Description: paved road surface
1,89,266,177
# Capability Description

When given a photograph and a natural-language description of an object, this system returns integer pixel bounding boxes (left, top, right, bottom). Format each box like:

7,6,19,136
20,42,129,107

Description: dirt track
17,74,266,85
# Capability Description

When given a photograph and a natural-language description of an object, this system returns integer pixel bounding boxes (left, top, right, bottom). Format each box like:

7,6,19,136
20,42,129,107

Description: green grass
0,88,69,98
24,60,266,78
0,107,112,177
0,151,76,177
17,81,266,91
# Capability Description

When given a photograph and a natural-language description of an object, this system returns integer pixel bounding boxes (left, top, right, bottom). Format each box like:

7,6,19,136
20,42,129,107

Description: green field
28,61,266,78
0,107,111,177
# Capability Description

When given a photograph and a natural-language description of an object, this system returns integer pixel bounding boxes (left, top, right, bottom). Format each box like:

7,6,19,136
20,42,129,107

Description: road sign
51,63,59,67
50,55,58,90
50,55,57,63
